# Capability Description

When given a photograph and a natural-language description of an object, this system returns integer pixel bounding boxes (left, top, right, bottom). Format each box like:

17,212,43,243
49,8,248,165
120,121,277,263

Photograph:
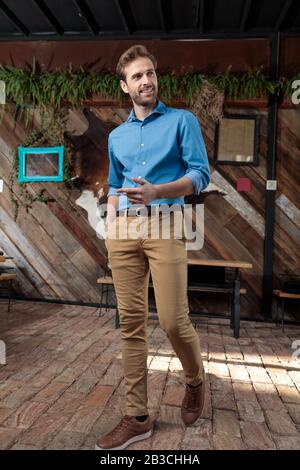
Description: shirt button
142,161,146,165
141,143,144,147
138,175,142,178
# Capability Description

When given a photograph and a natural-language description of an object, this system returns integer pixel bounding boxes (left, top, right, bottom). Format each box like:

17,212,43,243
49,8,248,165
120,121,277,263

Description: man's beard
132,87,158,107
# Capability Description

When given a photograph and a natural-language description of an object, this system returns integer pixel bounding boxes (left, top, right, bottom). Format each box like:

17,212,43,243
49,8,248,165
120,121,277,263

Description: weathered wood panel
1,101,299,321
186,109,267,318
273,109,300,319
0,107,110,302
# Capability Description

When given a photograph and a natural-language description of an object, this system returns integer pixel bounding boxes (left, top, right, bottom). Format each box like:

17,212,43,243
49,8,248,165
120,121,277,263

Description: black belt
115,204,184,217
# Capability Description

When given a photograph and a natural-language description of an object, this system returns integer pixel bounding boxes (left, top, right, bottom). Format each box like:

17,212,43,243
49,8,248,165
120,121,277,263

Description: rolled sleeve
107,135,124,197
107,187,121,197
179,111,211,194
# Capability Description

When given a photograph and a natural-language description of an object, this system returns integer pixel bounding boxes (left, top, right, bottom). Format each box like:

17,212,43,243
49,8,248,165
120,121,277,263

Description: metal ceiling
0,0,299,41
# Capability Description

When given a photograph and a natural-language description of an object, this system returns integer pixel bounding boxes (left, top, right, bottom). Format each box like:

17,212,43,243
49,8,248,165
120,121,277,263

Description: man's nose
141,74,151,86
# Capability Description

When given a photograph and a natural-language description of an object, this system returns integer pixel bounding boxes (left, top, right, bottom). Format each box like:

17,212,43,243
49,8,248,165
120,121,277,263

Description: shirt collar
127,100,167,122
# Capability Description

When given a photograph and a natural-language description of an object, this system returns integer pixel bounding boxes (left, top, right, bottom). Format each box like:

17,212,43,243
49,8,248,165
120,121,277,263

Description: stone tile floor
0,300,300,450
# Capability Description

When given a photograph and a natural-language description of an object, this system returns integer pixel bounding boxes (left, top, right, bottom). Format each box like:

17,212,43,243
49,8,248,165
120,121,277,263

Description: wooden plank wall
0,106,116,303
274,108,300,318
0,104,299,320
187,107,267,318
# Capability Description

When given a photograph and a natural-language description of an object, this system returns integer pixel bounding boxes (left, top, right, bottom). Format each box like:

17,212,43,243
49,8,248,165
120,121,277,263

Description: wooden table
97,258,253,338
188,258,253,269
187,258,253,338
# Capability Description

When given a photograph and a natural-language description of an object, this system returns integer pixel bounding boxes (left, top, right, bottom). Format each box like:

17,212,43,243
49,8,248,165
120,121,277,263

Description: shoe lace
113,415,133,437
184,385,201,409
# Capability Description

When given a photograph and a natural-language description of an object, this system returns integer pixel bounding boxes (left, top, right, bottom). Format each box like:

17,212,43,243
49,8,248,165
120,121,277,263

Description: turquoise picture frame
18,146,64,182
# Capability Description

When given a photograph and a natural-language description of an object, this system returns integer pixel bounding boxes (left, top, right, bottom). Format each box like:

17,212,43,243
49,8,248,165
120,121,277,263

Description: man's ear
120,80,129,94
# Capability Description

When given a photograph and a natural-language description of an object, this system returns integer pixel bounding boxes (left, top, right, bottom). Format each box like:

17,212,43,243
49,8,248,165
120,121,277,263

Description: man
95,45,210,451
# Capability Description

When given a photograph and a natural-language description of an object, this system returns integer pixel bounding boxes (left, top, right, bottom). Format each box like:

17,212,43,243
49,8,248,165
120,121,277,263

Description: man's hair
116,45,157,81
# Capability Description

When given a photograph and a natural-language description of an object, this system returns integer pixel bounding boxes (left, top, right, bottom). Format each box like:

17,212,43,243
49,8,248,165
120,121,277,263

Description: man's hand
117,177,158,205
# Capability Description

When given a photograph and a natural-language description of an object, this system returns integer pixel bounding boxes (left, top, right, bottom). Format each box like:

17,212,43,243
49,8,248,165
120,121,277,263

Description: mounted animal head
64,107,117,198
64,108,118,239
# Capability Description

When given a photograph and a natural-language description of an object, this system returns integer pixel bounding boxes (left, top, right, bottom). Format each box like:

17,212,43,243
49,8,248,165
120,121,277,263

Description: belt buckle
135,207,144,216
127,206,142,217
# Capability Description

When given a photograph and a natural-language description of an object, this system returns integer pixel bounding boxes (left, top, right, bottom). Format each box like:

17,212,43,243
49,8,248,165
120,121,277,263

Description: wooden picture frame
214,114,260,166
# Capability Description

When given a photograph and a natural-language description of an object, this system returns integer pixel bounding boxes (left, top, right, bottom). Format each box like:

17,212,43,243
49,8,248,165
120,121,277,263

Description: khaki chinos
105,209,204,416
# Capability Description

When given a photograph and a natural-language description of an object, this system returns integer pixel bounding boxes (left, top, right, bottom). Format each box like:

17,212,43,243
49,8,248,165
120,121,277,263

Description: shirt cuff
184,170,206,195
107,187,121,197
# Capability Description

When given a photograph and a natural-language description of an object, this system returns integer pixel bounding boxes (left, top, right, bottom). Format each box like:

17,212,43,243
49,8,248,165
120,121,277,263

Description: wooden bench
0,255,16,313
273,289,300,331
97,265,249,338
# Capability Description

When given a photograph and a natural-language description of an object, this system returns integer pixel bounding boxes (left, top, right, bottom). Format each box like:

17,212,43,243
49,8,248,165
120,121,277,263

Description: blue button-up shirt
107,100,210,210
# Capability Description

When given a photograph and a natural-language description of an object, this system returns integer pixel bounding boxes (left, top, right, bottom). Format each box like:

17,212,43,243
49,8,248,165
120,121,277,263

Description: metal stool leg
281,298,285,333
105,283,109,312
98,283,106,317
233,276,241,339
230,294,234,329
97,257,111,317
275,297,280,326
115,308,120,329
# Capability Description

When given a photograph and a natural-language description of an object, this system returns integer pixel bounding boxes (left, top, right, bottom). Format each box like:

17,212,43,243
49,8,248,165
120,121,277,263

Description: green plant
158,72,204,103
8,107,75,220
0,59,283,110
239,67,278,98
210,67,240,98
0,60,123,110
210,66,278,99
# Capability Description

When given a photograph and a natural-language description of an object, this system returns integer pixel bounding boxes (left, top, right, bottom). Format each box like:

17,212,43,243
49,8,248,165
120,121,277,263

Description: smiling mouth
140,89,154,94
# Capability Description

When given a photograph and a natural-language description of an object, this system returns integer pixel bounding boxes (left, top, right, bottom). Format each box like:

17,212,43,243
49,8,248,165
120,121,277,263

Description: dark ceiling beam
33,0,64,35
240,0,252,32
0,31,286,42
73,0,99,35
114,0,133,34
0,0,29,35
275,0,294,31
156,0,167,33
195,0,205,33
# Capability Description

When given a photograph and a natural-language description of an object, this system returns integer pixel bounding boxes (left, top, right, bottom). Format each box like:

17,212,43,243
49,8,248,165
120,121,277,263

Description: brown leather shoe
95,415,153,450
181,375,205,426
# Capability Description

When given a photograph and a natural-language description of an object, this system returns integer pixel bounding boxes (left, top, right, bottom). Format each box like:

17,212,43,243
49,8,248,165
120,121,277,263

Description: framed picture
214,114,260,166
18,146,64,182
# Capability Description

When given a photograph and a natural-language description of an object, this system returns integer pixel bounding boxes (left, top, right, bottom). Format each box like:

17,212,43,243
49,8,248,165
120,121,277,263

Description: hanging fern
210,67,240,98
0,59,289,110
239,67,278,98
